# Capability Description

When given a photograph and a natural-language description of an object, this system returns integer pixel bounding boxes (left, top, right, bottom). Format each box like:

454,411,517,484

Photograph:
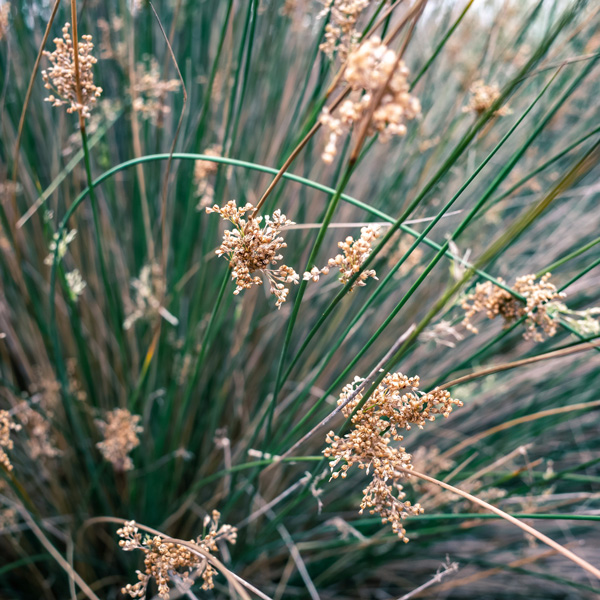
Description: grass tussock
1,0,600,598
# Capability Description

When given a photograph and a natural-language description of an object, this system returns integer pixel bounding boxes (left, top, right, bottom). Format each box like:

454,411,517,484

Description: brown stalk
148,1,187,276
437,340,600,391
441,398,600,462
400,467,600,580
428,548,561,595
70,0,86,134
253,0,416,217
11,0,61,222
349,0,426,164
10,502,102,600
127,20,155,261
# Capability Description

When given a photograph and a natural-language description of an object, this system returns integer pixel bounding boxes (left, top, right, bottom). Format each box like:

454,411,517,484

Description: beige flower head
324,372,462,542
319,0,370,61
118,511,237,598
304,225,380,289
206,201,299,308
42,23,102,119
95,409,143,472
0,410,21,472
462,272,565,341
320,37,421,164
463,79,511,116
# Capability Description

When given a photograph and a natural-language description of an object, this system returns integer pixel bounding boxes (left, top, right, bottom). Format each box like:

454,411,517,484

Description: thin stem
401,468,600,580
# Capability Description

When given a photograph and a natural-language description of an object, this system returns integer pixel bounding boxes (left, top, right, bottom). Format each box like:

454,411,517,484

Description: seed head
95,409,143,472
463,79,511,116
320,37,420,163
42,24,102,119
206,201,299,308
0,410,21,472
118,512,237,598
304,225,380,289
462,273,565,341
130,57,180,124
324,372,462,541
319,0,370,61
0,3,10,40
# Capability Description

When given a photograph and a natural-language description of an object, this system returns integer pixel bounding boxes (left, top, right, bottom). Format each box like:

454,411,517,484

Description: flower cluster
44,229,77,266
319,0,370,61
304,225,380,289
65,269,86,300
130,57,181,124
118,511,237,598
206,201,299,308
462,79,511,116
95,409,143,472
123,263,179,330
320,37,421,163
462,273,565,341
16,404,62,461
42,24,102,119
0,410,21,472
324,373,462,542
194,145,222,209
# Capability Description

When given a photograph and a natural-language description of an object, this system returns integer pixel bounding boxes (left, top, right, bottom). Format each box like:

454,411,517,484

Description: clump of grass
2,0,600,598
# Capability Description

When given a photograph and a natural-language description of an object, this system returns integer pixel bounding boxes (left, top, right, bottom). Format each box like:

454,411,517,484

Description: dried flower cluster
118,511,237,598
44,229,77,265
194,145,222,209
304,225,380,289
95,409,143,471
320,37,421,163
462,273,565,341
42,24,102,119
0,3,10,40
0,410,21,472
324,373,462,541
124,263,179,330
97,17,126,65
17,404,61,460
420,320,464,348
206,201,299,308
319,0,370,60
463,79,511,116
130,57,180,124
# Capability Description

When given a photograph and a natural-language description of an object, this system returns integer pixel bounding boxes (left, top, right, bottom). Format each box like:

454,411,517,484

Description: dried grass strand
400,468,600,580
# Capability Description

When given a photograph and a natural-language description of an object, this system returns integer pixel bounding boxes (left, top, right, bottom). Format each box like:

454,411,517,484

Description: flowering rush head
324,372,462,542
320,37,421,164
206,201,299,308
304,225,380,289
42,23,102,119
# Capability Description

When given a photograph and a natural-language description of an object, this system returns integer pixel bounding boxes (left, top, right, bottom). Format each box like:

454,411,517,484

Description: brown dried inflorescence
95,409,143,472
123,263,179,330
462,273,565,341
0,410,21,472
42,24,102,119
324,373,462,542
118,512,237,598
206,201,299,308
320,37,421,163
462,79,511,116
130,57,181,124
194,145,222,209
319,0,370,61
303,225,380,289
